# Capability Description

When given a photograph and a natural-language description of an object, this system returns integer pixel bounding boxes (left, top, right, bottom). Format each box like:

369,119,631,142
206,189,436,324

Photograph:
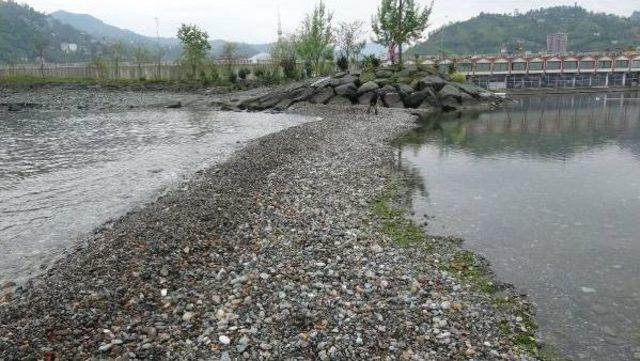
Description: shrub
254,68,266,78
336,55,349,72
238,68,251,80
275,55,297,80
449,72,467,83
227,72,238,84
360,71,375,83
362,55,381,70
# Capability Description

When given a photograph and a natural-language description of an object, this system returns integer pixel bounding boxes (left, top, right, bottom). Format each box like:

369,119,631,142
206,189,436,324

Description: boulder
395,83,414,97
290,87,317,102
327,96,353,106
310,87,335,104
273,98,293,111
357,81,379,95
334,83,358,98
439,84,464,102
375,78,391,87
422,75,447,92
331,74,357,87
380,85,397,94
382,92,404,108
375,69,394,78
403,89,436,108
311,77,332,88
358,92,374,105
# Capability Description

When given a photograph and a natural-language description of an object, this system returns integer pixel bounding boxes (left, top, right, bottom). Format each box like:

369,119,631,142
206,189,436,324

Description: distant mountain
361,42,386,57
0,1,107,63
51,10,272,60
408,6,640,56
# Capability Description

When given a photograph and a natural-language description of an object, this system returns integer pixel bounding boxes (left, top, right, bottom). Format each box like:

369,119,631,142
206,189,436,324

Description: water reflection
397,92,640,360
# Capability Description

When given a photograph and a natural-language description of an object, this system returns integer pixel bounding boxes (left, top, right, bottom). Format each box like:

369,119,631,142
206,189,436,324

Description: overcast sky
19,0,639,43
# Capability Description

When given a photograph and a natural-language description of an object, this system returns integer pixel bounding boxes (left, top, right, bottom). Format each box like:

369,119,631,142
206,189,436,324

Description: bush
238,68,251,80
227,72,238,84
360,71,375,83
361,55,381,70
336,55,349,72
254,68,266,78
449,72,467,83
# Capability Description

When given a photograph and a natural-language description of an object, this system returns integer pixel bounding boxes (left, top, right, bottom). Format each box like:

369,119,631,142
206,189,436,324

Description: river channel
397,92,640,360
0,109,313,285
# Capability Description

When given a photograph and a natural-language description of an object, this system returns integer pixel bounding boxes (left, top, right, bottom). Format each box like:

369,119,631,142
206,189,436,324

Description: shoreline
0,100,540,359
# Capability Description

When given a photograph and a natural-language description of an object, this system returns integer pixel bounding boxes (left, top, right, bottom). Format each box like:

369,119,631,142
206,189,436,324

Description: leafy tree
220,42,238,75
372,0,432,67
295,1,334,76
271,35,299,79
177,24,212,79
335,20,366,66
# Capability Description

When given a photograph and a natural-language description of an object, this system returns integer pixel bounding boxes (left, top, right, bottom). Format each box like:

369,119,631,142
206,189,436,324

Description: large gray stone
380,85,396,94
439,84,464,100
403,89,436,108
327,96,353,106
310,87,335,104
375,69,394,78
422,75,447,92
358,92,374,105
330,74,357,87
357,81,379,95
334,83,358,98
395,84,414,97
375,78,391,87
382,92,404,108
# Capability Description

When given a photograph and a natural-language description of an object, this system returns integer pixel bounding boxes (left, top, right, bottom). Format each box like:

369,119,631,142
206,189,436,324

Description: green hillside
408,6,640,56
0,1,106,63
51,10,271,60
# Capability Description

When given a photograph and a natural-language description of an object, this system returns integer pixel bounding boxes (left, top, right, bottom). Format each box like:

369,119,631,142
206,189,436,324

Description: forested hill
408,6,640,56
0,1,107,63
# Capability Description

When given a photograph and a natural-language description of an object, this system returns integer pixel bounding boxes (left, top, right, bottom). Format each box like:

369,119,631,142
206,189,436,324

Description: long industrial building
424,53,640,90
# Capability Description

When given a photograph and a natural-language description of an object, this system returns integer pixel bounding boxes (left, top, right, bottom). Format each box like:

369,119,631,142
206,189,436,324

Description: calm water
398,92,640,360
0,110,312,285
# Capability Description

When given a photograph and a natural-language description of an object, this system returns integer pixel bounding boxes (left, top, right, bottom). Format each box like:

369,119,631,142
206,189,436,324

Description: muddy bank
0,100,537,360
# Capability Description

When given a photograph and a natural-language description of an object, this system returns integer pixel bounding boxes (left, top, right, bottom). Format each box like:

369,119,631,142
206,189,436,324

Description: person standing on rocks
367,89,382,116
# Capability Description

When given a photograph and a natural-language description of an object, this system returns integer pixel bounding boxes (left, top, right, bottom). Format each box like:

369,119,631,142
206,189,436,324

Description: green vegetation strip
371,176,571,360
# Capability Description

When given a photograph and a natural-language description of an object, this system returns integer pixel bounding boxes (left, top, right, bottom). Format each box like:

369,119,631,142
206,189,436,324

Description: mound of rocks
230,68,504,113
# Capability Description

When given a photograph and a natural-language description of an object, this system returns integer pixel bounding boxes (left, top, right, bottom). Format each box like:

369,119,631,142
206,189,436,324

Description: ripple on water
0,110,312,285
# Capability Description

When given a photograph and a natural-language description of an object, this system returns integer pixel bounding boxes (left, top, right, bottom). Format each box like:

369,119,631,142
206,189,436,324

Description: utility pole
155,17,161,79
277,8,283,41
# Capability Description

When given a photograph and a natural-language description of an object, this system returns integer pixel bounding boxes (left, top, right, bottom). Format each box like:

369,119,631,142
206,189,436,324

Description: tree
295,1,334,76
133,46,150,79
372,0,432,67
335,20,366,66
33,37,48,78
271,34,299,79
220,42,238,72
177,24,212,79
109,41,125,79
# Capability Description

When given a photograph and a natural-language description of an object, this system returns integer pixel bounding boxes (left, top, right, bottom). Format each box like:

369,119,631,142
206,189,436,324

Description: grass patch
370,181,430,249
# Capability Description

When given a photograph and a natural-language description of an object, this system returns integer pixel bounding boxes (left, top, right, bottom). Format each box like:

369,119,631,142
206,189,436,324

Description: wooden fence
0,61,278,81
